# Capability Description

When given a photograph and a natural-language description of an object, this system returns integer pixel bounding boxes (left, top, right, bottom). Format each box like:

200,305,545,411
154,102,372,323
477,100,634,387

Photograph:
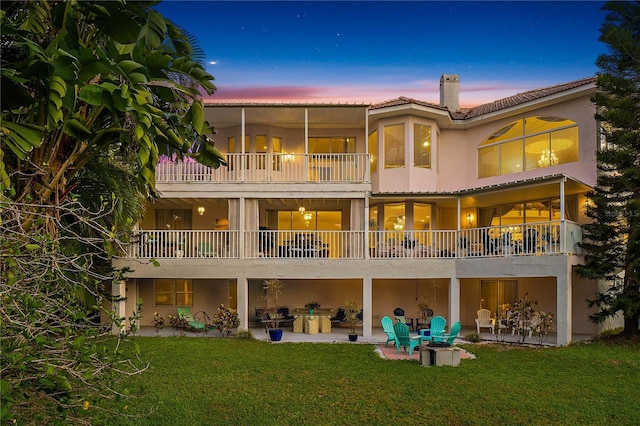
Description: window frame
383,123,405,169
478,117,578,178
154,279,194,307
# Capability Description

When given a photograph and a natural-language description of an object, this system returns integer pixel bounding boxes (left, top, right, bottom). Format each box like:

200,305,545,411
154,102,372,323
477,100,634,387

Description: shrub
211,304,240,337
464,332,481,343
236,329,255,340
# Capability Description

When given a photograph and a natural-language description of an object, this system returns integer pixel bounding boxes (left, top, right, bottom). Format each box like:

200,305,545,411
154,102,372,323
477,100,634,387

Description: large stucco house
114,74,615,346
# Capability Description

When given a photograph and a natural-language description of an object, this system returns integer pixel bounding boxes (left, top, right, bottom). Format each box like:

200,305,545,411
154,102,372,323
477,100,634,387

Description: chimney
439,74,460,111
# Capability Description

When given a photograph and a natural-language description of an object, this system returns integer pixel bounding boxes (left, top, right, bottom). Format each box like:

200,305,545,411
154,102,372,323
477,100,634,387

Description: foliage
343,300,362,335
304,301,321,310
0,200,148,424
417,298,432,321
506,293,538,344
151,312,165,335
126,298,144,335
88,338,640,425
576,0,640,337
168,314,189,336
1,0,226,205
1,2,227,423
532,311,554,346
211,304,240,337
464,332,481,343
262,279,284,329
235,328,255,340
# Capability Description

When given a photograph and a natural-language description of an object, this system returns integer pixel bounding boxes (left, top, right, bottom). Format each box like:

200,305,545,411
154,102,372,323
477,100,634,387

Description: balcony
127,221,582,260
155,153,370,183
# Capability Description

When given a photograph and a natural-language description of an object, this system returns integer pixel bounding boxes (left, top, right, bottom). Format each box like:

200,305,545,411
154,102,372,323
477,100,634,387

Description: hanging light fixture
298,206,306,214
538,149,559,167
197,206,205,216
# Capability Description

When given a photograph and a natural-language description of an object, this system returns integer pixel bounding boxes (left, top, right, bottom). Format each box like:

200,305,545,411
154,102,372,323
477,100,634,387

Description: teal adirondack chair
393,322,421,356
381,316,397,347
433,321,461,345
176,307,206,330
419,315,446,343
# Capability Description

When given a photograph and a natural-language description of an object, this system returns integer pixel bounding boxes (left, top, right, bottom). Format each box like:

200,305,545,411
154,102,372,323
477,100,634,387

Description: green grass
88,337,640,425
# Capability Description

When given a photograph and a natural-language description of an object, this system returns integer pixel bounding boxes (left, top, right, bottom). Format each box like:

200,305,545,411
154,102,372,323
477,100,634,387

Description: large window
414,124,431,168
481,280,518,318
384,124,404,168
155,279,193,306
368,130,378,173
308,137,355,153
275,210,342,231
272,136,282,171
478,116,578,178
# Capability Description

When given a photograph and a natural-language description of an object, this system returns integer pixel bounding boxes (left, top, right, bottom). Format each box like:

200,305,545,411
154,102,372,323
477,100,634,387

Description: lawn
89,336,640,425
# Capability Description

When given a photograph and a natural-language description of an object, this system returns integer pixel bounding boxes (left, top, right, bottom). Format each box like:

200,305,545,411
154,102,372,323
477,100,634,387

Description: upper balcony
156,153,370,184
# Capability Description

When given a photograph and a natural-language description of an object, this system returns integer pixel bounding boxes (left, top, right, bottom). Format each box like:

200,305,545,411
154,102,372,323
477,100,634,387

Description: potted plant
416,299,433,332
262,278,284,341
304,301,321,314
343,300,361,342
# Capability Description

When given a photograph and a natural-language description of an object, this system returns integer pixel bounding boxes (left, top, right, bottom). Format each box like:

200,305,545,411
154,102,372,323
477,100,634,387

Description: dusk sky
155,1,608,107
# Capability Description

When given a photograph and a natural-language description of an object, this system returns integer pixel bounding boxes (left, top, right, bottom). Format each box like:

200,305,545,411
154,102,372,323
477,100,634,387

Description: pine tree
577,1,640,337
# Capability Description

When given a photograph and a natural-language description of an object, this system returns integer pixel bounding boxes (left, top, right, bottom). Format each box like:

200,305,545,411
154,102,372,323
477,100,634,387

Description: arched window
478,116,578,178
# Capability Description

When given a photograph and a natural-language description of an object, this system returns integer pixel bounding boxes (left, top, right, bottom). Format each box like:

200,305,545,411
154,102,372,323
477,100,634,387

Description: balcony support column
111,279,127,335
560,177,566,253
238,277,249,331
556,267,572,346
362,277,372,337
448,277,460,327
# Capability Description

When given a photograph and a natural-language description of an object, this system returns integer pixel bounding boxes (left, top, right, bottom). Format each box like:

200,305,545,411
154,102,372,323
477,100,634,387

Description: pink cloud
202,81,548,109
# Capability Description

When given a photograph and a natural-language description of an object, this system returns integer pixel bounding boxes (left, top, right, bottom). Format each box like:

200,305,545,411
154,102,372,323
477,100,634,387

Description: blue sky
155,1,607,107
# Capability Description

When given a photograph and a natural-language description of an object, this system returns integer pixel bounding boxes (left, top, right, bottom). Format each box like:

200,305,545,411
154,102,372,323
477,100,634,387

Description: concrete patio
133,325,595,347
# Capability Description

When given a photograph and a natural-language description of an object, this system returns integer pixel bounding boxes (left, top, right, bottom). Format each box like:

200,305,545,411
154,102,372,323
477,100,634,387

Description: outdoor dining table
292,309,333,334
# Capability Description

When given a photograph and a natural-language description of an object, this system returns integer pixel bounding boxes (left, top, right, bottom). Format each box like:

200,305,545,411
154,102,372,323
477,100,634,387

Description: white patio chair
475,309,495,334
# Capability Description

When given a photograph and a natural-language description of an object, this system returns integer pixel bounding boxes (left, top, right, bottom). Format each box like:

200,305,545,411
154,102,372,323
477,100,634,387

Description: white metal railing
155,153,370,183
132,230,239,259
368,230,458,258
244,230,365,259
129,221,579,260
456,221,564,258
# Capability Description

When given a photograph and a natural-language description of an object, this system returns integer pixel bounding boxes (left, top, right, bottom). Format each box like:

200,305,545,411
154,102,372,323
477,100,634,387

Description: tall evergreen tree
577,1,640,337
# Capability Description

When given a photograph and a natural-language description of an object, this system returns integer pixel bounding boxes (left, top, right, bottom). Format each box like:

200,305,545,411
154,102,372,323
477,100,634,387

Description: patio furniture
276,306,295,327
198,242,216,257
433,321,461,345
514,313,541,338
381,316,397,347
523,228,539,253
330,307,347,325
419,315,446,343
176,307,206,331
393,322,420,356
393,307,415,331
475,309,495,334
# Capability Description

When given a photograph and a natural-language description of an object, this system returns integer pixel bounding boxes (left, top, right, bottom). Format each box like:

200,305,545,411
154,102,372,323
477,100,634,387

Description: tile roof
370,76,597,120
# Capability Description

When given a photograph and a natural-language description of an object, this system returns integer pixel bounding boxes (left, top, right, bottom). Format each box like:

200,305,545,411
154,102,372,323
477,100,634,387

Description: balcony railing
155,153,370,183
128,221,582,260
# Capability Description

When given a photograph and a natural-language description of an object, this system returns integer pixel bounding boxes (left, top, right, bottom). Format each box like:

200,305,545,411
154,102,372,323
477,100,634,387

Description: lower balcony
128,221,581,260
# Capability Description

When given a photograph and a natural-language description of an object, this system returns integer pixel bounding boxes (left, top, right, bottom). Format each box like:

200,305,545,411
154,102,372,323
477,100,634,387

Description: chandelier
538,149,559,167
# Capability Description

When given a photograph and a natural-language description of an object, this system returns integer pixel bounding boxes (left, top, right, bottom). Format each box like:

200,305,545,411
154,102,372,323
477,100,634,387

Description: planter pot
309,308,314,315
348,334,358,342
268,328,283,342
